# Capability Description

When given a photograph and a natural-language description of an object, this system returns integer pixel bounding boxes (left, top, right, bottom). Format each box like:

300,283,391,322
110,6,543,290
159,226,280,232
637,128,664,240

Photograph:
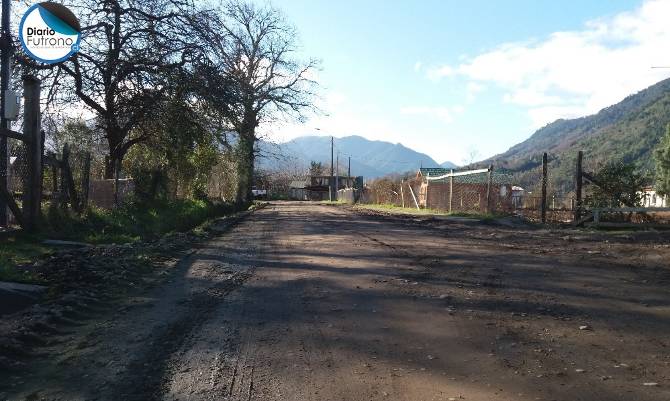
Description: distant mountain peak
258,135,444,178
440,161,458,169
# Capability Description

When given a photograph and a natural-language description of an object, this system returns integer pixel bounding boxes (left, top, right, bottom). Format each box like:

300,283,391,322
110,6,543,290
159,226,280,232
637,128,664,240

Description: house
415,167,514,212
289,180,308,200
289,176,363,201
641,186,668,207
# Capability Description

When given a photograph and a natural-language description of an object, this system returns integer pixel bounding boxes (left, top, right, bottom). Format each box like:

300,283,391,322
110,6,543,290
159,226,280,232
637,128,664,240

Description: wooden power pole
22,75,42,231
335,151,339,200
0,0,12,226
329,136,334,201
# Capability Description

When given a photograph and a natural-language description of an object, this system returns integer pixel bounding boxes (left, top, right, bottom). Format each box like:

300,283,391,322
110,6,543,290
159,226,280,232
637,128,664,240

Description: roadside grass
0,234,52,283
319,200,348,205
354,203,503,220
0,199,248,283
43,198,240,244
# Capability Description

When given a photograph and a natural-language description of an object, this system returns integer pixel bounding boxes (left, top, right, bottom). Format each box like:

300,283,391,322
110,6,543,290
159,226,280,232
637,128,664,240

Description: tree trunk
104,156,114,179
235,131,255,205
104,127,124,180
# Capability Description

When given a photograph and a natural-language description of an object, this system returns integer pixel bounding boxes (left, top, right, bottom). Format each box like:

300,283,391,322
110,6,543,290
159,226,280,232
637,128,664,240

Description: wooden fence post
60,144,81,212
59,144,69,206
425,173,429,209
486,165,493,213
400,179,405,208
449,169,453,213
81,151,91,209
408,182,420,211
541,152,547,223
574,151,583,223
22,75,42,231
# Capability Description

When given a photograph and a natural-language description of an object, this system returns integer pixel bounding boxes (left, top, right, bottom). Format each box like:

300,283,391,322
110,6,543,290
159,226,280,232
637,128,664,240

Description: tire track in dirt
9,202,668,401
113,270,253,401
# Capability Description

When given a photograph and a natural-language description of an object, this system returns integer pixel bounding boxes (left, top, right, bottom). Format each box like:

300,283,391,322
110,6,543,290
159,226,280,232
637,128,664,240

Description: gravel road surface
4,201,670,401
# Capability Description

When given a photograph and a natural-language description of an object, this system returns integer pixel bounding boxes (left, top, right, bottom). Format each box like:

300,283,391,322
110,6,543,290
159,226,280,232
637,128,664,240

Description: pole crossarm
425,167,491,181
0,128,30,142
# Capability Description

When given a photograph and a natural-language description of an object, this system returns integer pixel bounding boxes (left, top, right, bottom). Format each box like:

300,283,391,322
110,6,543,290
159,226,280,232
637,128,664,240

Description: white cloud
414,61,422,72
265,90,407,145
427,65,455,81
466,82,486,103
264,90,471,164
428,0,670,127
400,105,464,124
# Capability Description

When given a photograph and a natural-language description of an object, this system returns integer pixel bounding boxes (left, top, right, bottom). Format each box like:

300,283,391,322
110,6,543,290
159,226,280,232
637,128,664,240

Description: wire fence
361,168,515,215
2,137,31,225
508,159,575,223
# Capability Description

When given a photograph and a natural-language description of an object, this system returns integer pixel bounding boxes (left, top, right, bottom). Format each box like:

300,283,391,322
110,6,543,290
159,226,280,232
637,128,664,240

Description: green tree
53,0,201,179
193,1,318,204
654,124,670,196
309,161,323,176
585,161,647,208
124,92,219,201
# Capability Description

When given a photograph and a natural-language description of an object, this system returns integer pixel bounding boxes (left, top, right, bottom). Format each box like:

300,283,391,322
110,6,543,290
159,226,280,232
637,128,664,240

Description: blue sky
267,0,670,165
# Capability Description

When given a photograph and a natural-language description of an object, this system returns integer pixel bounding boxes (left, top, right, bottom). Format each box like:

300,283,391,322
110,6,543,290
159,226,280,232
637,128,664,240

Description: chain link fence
5,138,30,225
361,168,515,215
512,158,577,223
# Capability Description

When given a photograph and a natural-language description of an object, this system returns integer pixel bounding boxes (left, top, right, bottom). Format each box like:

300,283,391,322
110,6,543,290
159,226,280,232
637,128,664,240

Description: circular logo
19,2,81,64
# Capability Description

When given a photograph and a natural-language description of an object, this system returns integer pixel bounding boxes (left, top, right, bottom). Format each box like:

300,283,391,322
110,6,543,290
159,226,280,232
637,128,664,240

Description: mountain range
480,77,670,192
260,77,670,186
258,135,457,178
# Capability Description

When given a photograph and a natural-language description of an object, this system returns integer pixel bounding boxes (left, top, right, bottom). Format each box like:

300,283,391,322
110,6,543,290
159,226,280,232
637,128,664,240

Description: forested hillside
485,78,670,192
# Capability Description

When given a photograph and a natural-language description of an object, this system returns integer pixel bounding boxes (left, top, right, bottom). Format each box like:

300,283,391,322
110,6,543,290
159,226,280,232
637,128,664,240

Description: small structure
415,167,514,212
641,186,668,207
511,185,525,208
289,176,363,201
288,180,307,200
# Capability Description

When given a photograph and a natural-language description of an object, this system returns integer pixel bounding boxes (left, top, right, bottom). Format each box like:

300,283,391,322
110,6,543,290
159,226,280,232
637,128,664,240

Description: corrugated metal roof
419,167,452,176
419,168,512,185
289,180,307,189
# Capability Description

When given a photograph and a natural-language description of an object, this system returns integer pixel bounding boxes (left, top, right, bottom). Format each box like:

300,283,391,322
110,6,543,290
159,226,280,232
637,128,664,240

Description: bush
585,161,647,208
43,199,240,243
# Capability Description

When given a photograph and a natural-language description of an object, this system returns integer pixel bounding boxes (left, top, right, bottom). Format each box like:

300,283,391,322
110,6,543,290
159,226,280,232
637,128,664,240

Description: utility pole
347,156,351,179
335,151,339,200
329,136,334,201
0,0,12,226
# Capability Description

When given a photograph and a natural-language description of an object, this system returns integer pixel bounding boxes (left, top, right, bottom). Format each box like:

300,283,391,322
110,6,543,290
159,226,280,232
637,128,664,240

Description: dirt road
4,202,670,400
